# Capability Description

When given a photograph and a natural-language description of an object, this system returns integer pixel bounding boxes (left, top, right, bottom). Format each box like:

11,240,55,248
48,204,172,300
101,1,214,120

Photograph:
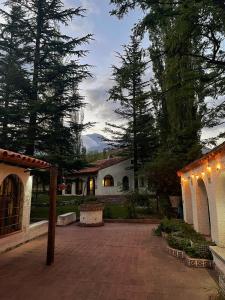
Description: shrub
158,218,183,234
153,227,162,236
103,206,112,219
167,234,191,251
84,196,98,203
157,218,215,259
185,242,213,260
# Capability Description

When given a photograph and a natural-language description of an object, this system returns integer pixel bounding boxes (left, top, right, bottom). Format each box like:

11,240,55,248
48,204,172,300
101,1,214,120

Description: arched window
103,175,114,187
0,174,23,236
122,176,129,191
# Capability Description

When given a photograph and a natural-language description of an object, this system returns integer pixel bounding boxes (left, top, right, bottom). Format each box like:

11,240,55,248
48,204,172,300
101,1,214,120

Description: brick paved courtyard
0,224,217,300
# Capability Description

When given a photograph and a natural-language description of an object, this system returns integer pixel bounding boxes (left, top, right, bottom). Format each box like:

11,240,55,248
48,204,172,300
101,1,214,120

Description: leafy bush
157,218,215,259
157,218,183,234
185,242,213,260
103,206,112,219
84,196,98,203
167,234,191,251
153,227,162,236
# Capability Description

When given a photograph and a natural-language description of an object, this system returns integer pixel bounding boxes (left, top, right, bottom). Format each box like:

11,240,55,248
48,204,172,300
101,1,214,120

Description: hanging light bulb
207,166,211,172
216,163,221,171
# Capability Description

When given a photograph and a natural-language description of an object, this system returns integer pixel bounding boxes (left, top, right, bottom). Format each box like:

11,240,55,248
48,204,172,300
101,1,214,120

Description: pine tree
13,0,92,156
106,33,158,190
0,0,92,168
0,2,30,151
110,0,225,197
110,0,225,141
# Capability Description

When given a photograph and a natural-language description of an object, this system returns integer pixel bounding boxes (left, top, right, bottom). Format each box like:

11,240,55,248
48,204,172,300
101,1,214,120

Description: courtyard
0,223,217,300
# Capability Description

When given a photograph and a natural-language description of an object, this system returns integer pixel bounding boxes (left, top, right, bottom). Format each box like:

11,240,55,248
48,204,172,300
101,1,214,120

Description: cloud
80,74,122,134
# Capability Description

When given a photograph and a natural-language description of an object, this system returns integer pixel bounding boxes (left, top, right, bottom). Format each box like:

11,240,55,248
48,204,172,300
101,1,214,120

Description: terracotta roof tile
72,157,127,175
0,148,50,169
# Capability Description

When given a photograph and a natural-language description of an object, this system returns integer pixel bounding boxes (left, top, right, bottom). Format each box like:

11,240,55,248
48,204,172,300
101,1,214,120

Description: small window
103,175,114,187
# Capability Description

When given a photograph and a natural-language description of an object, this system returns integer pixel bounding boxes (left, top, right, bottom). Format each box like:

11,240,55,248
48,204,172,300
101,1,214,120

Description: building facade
0,149,49,253
178,141,225,282
64,157,149,196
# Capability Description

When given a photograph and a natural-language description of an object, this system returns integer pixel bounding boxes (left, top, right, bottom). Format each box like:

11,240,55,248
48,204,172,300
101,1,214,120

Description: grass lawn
30,194,161,222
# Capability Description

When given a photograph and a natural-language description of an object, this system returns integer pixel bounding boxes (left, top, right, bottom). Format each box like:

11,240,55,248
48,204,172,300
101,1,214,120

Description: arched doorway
183,181,193,224
196,178,211,236
215,172,225,246
87,177,95,196
0,174,23,236
122,176,129,191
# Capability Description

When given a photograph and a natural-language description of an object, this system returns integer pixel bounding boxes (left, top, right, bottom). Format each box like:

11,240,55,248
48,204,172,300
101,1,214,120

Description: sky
66,0,225,142
65,0,143,135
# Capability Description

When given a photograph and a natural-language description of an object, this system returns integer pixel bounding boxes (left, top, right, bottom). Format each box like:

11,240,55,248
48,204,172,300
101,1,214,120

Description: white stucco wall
180,153,225,247
95,159,134,196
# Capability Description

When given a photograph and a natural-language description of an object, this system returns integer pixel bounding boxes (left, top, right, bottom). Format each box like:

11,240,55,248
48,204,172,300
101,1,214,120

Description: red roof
72,157,127,175
0,148,50,169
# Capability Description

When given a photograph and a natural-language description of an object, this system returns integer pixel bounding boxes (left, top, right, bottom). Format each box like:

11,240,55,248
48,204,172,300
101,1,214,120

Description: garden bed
156,218,215,268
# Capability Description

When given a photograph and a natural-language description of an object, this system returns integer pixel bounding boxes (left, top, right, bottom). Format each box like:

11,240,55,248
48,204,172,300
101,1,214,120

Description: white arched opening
196,178,211,236
215,172,225,246
183,181,193,224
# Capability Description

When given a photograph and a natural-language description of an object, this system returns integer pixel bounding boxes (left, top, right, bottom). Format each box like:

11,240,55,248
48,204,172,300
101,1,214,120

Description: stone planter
166,245,213,269
167,246,185,259
79,203,104,227
184,255,213,269
169,196,181,208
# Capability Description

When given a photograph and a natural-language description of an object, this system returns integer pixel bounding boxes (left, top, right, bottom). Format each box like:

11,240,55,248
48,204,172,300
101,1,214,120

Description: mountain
82,133,109,152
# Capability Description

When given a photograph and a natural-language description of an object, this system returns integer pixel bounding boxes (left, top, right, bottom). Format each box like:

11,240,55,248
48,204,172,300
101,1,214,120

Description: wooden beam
46,165,58,265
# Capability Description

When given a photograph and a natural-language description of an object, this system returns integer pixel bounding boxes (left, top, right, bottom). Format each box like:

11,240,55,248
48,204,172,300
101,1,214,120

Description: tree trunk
132,80,139,192
26,0,43,155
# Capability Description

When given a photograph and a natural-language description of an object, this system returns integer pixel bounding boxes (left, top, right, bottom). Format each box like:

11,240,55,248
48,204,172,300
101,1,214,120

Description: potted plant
79,197,104,226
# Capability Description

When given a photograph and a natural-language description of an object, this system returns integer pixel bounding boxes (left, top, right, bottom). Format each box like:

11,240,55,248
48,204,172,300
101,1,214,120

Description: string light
207,166,211,172
201,172,205,176
216,163,221,171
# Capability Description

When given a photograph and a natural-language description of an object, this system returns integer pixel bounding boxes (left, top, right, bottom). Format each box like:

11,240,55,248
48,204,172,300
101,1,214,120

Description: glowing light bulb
216,163,221,170
207,166,211,172
201,172,205,176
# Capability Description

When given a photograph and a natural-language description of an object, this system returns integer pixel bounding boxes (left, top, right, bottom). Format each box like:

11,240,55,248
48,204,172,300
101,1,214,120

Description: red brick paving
0,224,217,300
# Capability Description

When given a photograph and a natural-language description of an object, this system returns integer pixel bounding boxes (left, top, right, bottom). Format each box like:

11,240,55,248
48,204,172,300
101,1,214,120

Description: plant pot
169,196,181,208
79,203,104,227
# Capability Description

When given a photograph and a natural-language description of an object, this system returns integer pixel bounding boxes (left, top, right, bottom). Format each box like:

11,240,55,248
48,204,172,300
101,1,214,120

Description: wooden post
46,165,57,265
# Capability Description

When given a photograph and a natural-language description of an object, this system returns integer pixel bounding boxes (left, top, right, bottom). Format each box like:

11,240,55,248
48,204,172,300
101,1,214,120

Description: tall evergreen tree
0,0,92,168
106,33,158,190
110,0,225,141
0,2,30,150
110,0,225,196
15,0,92,156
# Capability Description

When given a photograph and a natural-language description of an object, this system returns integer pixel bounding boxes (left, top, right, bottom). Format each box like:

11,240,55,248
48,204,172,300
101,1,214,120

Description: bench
57,212,76,226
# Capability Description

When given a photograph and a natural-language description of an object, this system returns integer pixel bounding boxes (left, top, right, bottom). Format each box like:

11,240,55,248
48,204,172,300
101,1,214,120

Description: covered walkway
0,224,216,300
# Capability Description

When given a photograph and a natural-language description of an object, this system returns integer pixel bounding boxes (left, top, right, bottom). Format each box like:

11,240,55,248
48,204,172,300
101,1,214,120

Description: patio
0,223,217,300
